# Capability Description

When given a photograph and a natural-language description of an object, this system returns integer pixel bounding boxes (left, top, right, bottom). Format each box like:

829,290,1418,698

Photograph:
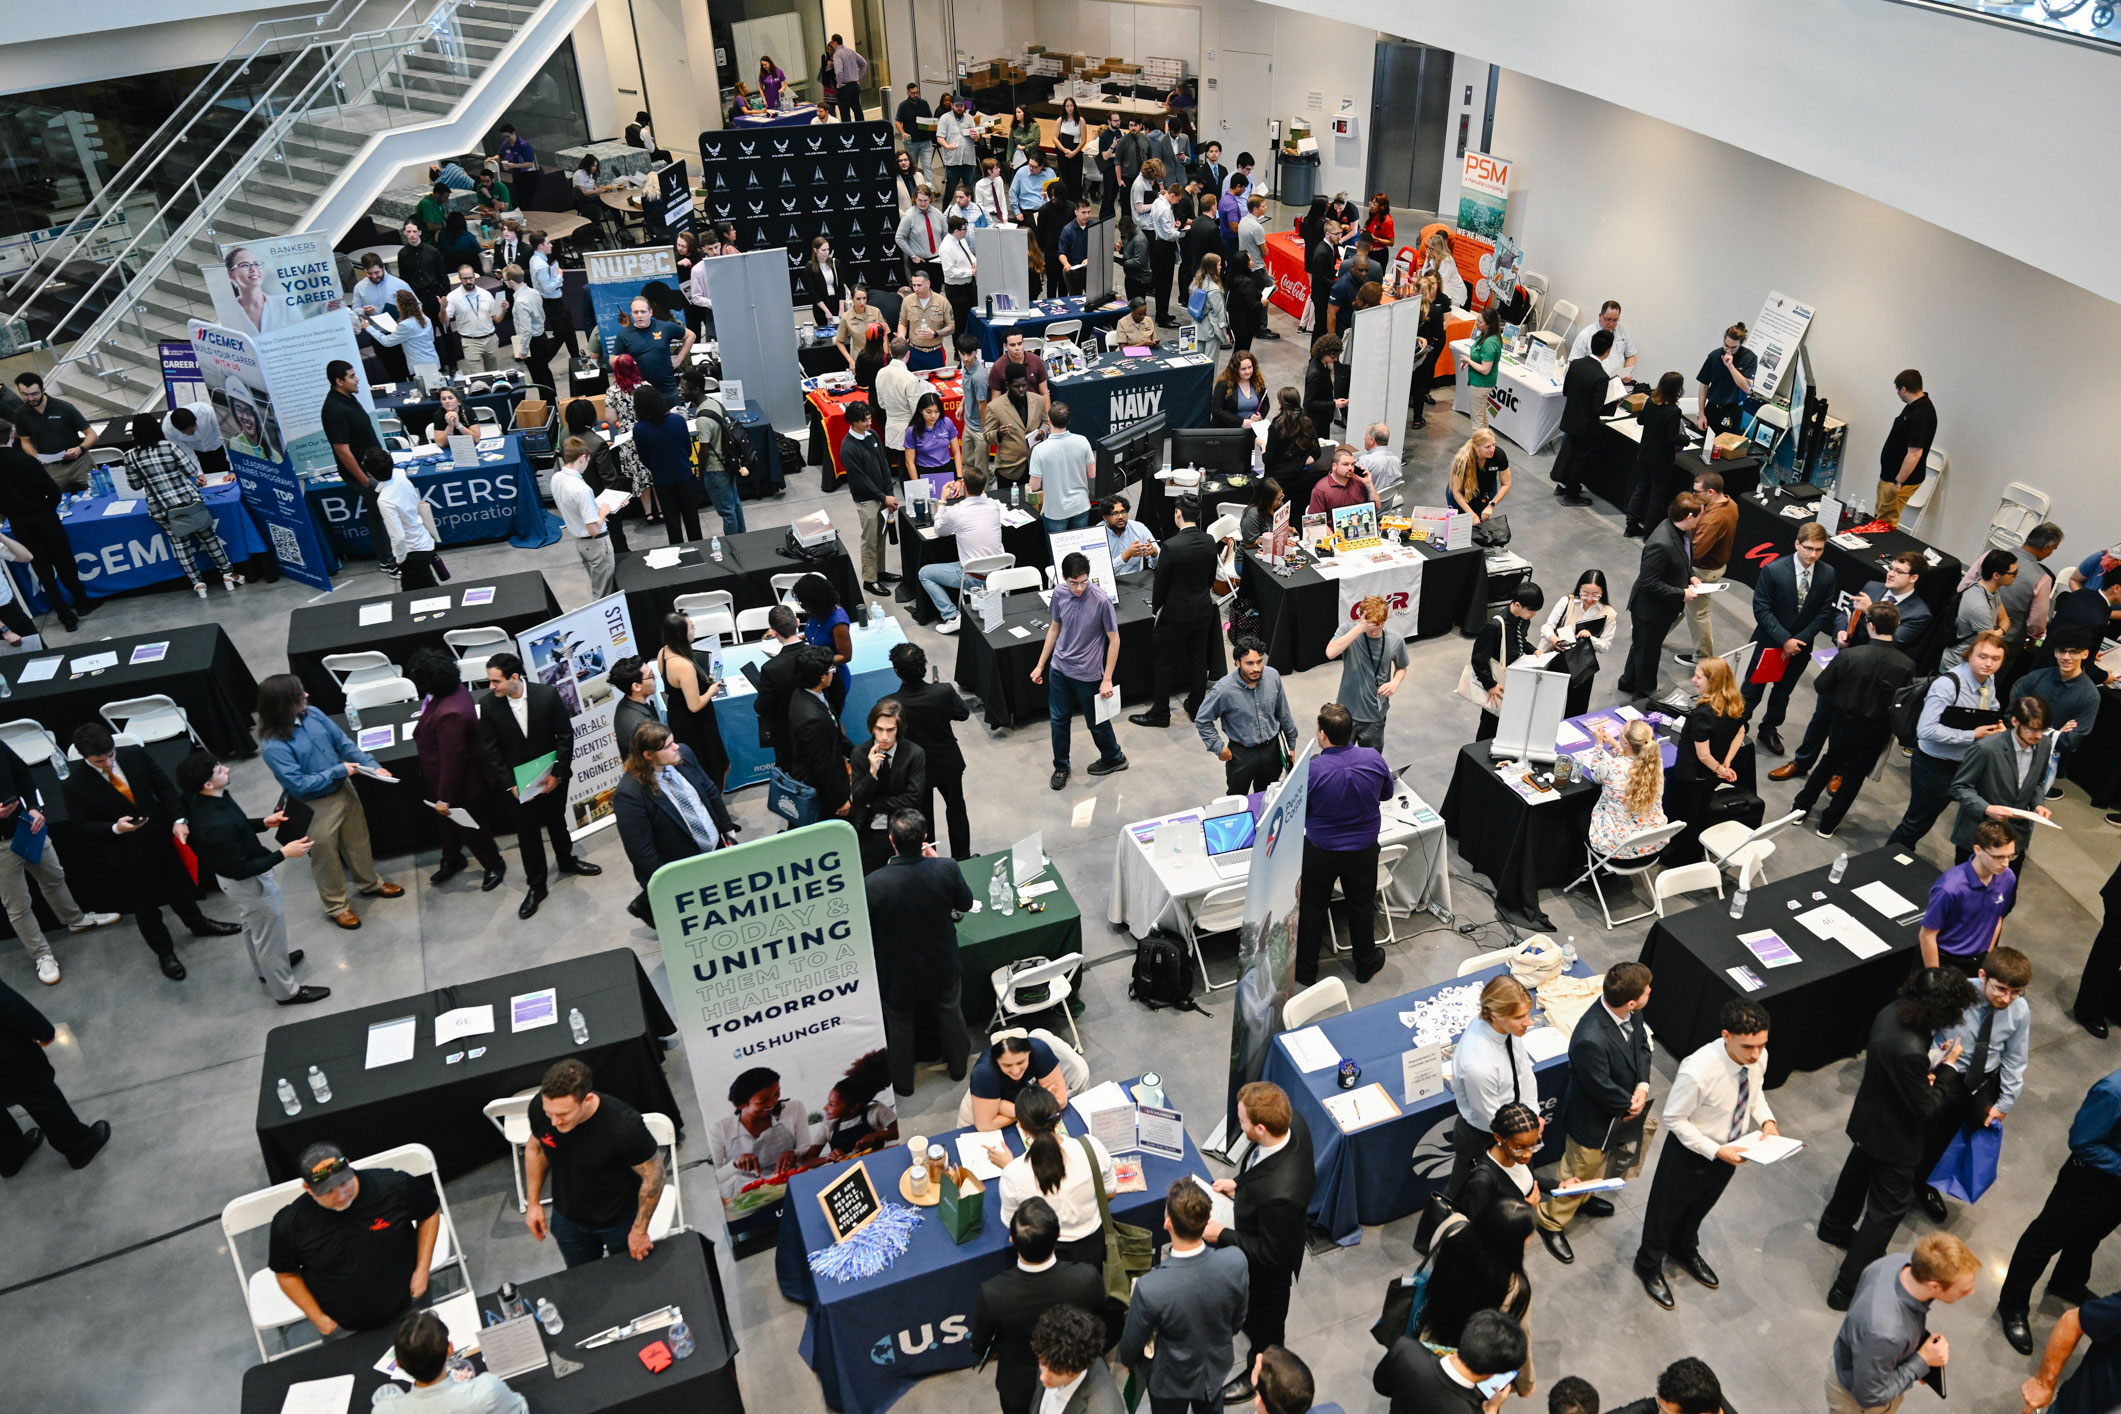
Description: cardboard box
1624,392,1647,415
1712,432,1749,460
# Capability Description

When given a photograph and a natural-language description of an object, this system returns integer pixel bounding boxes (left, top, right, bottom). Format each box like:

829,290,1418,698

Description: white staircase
3,0,595,423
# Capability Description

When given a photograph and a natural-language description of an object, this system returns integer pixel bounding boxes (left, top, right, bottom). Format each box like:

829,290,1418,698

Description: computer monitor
1095,412,1166,500
1201,810,1258,858
1168,426,1253,480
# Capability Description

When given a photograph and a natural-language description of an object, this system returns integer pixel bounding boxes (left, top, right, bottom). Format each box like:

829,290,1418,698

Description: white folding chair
1700,810,1805,889
1283,977,1351,1029
1184,882,1249,993
674,590,737,642
321,651,397,694
66,731,142,762
375,414,406,440
0,718,57,766
441,626,511,661
472,405,502,427
88,446,123,468
1563,821,1689,929
1540,298,1579,343
956,1028,1089,1126
643,1112,685,1238
1330,841,1411,950
1216,501,1247,527
1044,319,1082,344
769,572,809,605
735,606,775,640
1456,949,1524,977
482,1088,539,1212
985,566,1044,600
1653,861,1726,915
1985,482,2052,554
458,658,491,686
1899,449,1945,534
1717,641,1759,693
346,676,418,710
958,552,1017,612
98,694,200,747
989,952,1085,1052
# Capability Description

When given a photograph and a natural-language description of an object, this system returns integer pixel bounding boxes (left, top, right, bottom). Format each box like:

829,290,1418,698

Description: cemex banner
186,321,334,590
1225,743,1315,1135
513,592,639,838
583,245,678,359
1457,152,1512,241
653,820,889,1243
697,121,903,302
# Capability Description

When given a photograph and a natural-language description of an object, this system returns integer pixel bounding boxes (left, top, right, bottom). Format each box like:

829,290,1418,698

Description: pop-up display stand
704,248,805,432
1492,653,1571,764
973,226,1030,312
1082,217,1117,305
1344,297,1425,458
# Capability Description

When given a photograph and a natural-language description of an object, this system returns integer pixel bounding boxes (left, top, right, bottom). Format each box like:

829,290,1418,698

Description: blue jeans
550,1208,637,1267
1049,669,1121,770
1042,510,1091,535
704,468,746,533
918,561,966,618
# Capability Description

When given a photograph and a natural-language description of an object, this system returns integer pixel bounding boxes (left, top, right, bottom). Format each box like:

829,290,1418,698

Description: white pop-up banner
513,592,639,838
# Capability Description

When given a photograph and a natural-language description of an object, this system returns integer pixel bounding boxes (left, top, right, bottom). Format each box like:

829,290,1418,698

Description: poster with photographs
513,592,639,838
185,321,333,590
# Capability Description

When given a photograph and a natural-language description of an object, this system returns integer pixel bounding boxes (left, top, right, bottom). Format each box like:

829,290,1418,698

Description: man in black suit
1617,492,1702,701
63,724,242,981
786,646,851,824
479,652,601,920
0,417,92,630
752,606,809,772
612,729,737,924
1772,551,1932,786
973,1197,1107,1414
1131,496,1222,729
865,810,972,1099
1787,603,1916,837
1550,329,1612,507
606,656,666,760
0,974,111,1174
1204,1080,1314,1401
1819,967,1977,1310
848,698,926,874
889,642,972,859
1740,521,1838,755
1536,960,1654,1264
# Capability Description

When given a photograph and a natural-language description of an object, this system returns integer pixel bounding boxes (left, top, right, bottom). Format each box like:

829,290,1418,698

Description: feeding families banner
513,592,639,838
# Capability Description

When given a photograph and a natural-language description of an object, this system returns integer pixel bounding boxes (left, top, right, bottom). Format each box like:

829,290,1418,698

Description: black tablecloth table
4,624,259,756
726,527,862,619
1728,488,1961,672
330,700,519,858
1581,422,1761,512
726,398,785,500
287,571,563,713
1241,543,1482,674
1639,850,1939,1088
893,505,1052,625
255,948,679,1182
615,542,751,636
238,1233,742,1414
370,382,528,441
1440,742,1598,917
952,577,1177,729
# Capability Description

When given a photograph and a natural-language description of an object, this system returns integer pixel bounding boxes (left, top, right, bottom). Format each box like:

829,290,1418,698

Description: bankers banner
513,592,639,838
1224,743,1314,1134
653,820,891,1240
186,321,334,590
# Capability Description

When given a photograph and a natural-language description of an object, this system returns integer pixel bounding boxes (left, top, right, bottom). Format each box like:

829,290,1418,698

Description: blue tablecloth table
969,295,1128,361
10,480,271,609
302,433,560,568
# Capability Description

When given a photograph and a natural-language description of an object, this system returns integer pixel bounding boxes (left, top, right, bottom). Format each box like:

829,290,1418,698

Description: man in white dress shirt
163,402,230,476
549,437,614,598
369,449,438,591
1445,975,1539,1200
444,265,504,373
1570,300,1638,379
1633,997,1777,1309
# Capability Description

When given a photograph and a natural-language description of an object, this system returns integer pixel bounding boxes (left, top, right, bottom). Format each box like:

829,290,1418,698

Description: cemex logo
1110,387,1161,426
1743,541,1785,569
1348,591,1412,621
870,1315,970,1364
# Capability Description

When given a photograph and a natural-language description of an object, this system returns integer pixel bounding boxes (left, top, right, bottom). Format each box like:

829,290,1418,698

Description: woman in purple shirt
907,392,960,482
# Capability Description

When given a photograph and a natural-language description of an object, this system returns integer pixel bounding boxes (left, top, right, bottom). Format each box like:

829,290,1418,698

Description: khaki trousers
1536,1136,1611,1231
304,782,381,913
1825,1365,1904,1414
1875,479,1918,529
855,498,888,582
1686,564,1727,656
0,835,86,960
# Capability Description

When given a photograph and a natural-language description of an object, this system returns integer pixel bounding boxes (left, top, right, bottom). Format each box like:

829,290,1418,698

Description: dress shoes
57,609,78,633
1676,1252,1719,1289
556,859,602,877
65,1120,111,1170
481,867,507,892
1579,1196,1615,1218
158,953,187,981
2077,1009,2112,1039
430,859,468,887
1354,956,1385,985
1919,1185,1949,1224
520,885,548,920
1757,727,1785,756
360,882,406,899
627,895,655,925
1768,760,1807,782
1560,493,1595,507
1635,1261,1676,1309
1,1127,44,1176
1538,1225,1576,1263
878,571,901,584
1826,1282,1854,1312
863,581,889,597
277,985,333,1006
1128,712,1171,728
331,909,362,929
1827,775,1843,794
2000,1307,2035,1356
1220,1375,1255,1404
190,917,243,937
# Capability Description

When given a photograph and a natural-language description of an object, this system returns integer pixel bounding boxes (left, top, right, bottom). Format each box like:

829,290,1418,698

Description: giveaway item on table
1399,981,1482,1050
806,1201,925,1283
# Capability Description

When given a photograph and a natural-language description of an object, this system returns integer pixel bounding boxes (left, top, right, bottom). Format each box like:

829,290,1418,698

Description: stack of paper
1280,1026,1340,1073
1794,903,1890,959
1730,1130,1804,1163
956,1131,1008,1180
1849,880,1921,919
1175,1172,1236,1229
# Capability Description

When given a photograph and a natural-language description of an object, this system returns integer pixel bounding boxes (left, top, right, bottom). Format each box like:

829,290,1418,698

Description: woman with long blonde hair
1406,271,1449,423
1448,428,1511,521
1583,716,1668,858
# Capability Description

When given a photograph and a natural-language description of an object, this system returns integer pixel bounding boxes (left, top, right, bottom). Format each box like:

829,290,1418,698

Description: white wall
1487,71,2120,560
1271,0,2121,306
2,3,314,93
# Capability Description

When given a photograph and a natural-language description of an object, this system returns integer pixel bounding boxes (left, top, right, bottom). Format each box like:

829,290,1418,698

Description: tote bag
1083,1137,1154,1305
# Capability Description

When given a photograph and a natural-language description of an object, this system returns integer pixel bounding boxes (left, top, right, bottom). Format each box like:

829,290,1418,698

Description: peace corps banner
186,321,334,590
513,592,638,838
1225,743,1314,1134
653,820,890,1239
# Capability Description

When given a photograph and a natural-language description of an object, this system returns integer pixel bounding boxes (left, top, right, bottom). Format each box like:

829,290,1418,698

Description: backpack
696,399,756,481
1889,672,1939,749
1128,936,1204,1013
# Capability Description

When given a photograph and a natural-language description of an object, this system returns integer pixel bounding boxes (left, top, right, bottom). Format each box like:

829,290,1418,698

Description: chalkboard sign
816,1159,883,1243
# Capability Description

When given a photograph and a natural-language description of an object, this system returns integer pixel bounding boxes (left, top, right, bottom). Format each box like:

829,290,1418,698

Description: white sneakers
67,912,119,932
193,582,209,599
935,615,962,634
34,953,59,985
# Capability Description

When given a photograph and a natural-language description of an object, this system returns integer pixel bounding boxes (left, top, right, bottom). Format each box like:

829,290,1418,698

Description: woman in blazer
613,723,737,922
406,648,507,889
1188,253,1230,367
800,236,846,325
983,371,1049,486
848,698,926,873
1211,350,1268,429
1540,569,1618,717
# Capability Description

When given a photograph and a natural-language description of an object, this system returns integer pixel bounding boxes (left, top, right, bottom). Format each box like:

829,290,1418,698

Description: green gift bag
938,1167,986,1244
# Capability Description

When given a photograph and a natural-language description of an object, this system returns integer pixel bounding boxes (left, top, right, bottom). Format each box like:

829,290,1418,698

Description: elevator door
1365,41,1452,213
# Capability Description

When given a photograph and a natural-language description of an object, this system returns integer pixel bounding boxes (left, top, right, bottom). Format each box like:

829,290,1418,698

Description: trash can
1278,153,1319,208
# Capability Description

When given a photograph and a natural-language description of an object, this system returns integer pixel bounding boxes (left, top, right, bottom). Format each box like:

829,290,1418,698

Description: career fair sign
1744,290,1816,405
653,820,889,1240
183,322,335,591
513,592,639,839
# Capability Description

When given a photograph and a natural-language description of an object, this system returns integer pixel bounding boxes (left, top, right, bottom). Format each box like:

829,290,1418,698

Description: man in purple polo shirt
1030,551,1127,791
1293,703,1396,988
1919,817,2017,975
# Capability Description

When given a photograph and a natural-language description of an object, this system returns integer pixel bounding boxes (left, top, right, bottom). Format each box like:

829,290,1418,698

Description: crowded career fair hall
4,21,2120,1414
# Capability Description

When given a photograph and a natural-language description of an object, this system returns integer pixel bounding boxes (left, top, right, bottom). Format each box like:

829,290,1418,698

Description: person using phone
1374,1307,1527,1414
176,750,328,1005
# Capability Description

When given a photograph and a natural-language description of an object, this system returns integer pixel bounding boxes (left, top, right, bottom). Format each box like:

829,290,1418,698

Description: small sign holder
816,1159,884,1243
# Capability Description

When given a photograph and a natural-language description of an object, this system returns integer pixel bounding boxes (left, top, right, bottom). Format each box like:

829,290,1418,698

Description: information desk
1111,785,1449,948
3,623,259,757
968,295,1128,361
1045,346,1215,451
775,1082,1207,1414
614,528,861,633
952,848,1084,1027
238,1234,743,1414
804,372,964,494
1240,540,1484,675
951,576,1168,730
894,500,1051,625
369,381,528,442
8,480,272,611
716,616,905,790
305,434,561,564
1261,961,1577,1244
1641,850,1938,1088
286,570,563,713
1448,339,1565,454
255,948,679,1183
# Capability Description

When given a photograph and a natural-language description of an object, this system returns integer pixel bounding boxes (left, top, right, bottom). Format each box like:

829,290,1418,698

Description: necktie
103,765,134,804
1505,1034,1522,1105
1979,679,1992,710
925,212,935,254
1797,564,1811,602
662,770,717,851
1969,1004,1996,1081
1728,1064,1750,1143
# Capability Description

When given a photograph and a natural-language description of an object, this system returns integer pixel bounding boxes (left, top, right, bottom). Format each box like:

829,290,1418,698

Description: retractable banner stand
1344,297,1424,458
703,248,805,432
1216,743,1315,1152
1744,290,1816,405
513,592,640,838
653,820,890,1246
186,321,334,590
1456,152,1512,240
647,159,698,242
1082,216,1117,304
582,245,680,359
158,340,204,411
973,225,1031,311
698,121,903,305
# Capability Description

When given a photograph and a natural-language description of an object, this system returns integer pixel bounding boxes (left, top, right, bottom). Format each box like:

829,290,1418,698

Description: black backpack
1889,672,1938,749
1129,936,1204,1013
697,399,756,481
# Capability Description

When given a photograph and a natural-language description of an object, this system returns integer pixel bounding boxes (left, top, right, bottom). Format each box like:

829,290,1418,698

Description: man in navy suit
1741,520,1838,755
1536,961,1655,1264
864,809,972,1099
1771,550,1932,785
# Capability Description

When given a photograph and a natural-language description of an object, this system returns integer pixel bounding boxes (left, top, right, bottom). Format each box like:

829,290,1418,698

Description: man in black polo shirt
1875,368,1937,530
523,1058,664,1266
319,360,395,577
267,1142,441,1335
11,372,96,492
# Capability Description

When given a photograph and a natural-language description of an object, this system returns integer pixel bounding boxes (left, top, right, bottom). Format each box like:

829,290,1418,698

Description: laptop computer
1202,810,1258,879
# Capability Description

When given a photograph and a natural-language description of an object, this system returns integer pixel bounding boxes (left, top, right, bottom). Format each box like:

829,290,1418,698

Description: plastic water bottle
1560,936,1578,966
307,1065,331,1103
989,859,1014,917
1829,851,1849,885
536,1297,564,1335
277,1078,302,1115
0,670,12,699
49,746,70,781
869,601,885,628
568,1007,588,1045
346,699,363,731
668,1313,695,1360
1728,887,1748,920
709,536,723,562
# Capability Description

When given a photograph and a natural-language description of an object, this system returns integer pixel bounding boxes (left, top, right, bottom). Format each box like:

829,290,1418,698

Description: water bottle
568,1006,588,1045
869,601,885,628
667,1314,695,1360
1829,851,1849,885
709,535,723,562
1728,887,1748,920
1560,935,1578,966
535,1297,564,1335
346,700,363,731
277,1077,302,1116
307,1065,331,1103
49,746,70,781
989,859,1013,917
0,671,12,699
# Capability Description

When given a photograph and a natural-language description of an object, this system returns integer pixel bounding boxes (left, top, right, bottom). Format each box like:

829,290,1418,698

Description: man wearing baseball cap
268,1142,441,1335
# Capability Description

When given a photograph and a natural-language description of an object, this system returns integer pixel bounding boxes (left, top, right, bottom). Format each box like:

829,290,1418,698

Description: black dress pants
1999,1157,2121,1311
1619,610,1677,697
0,1072,98,1169
1408,348,1442,415
1819,1144,1917,1292
1551,431,1587,494
512,784,577,889
1224,741,1281,796
1792,716,1892,834
1151,240,1178,321
542,296,582,361
1295,839,1381,982
1148,616,1214,720
879,973,970,1098
663,499,702,545
396,549,438,591
927,765,971,860
1636,1134,1736,1267
1241,1263,1292,1359
15,510,87,612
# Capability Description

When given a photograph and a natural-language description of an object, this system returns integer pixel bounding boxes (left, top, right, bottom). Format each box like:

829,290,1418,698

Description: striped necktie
1728,1064,1750,1143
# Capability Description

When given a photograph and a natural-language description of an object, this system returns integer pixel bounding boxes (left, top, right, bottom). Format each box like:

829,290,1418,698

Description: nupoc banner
1745,290,1816,405
653,820,890,1241
1223,743,1315,1137
1456,151,1512,241
184,322,334,590
582,245,678,359
513,592,638,839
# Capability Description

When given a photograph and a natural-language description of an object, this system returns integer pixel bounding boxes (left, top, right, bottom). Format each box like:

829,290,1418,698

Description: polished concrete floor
2,290,2115,1414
